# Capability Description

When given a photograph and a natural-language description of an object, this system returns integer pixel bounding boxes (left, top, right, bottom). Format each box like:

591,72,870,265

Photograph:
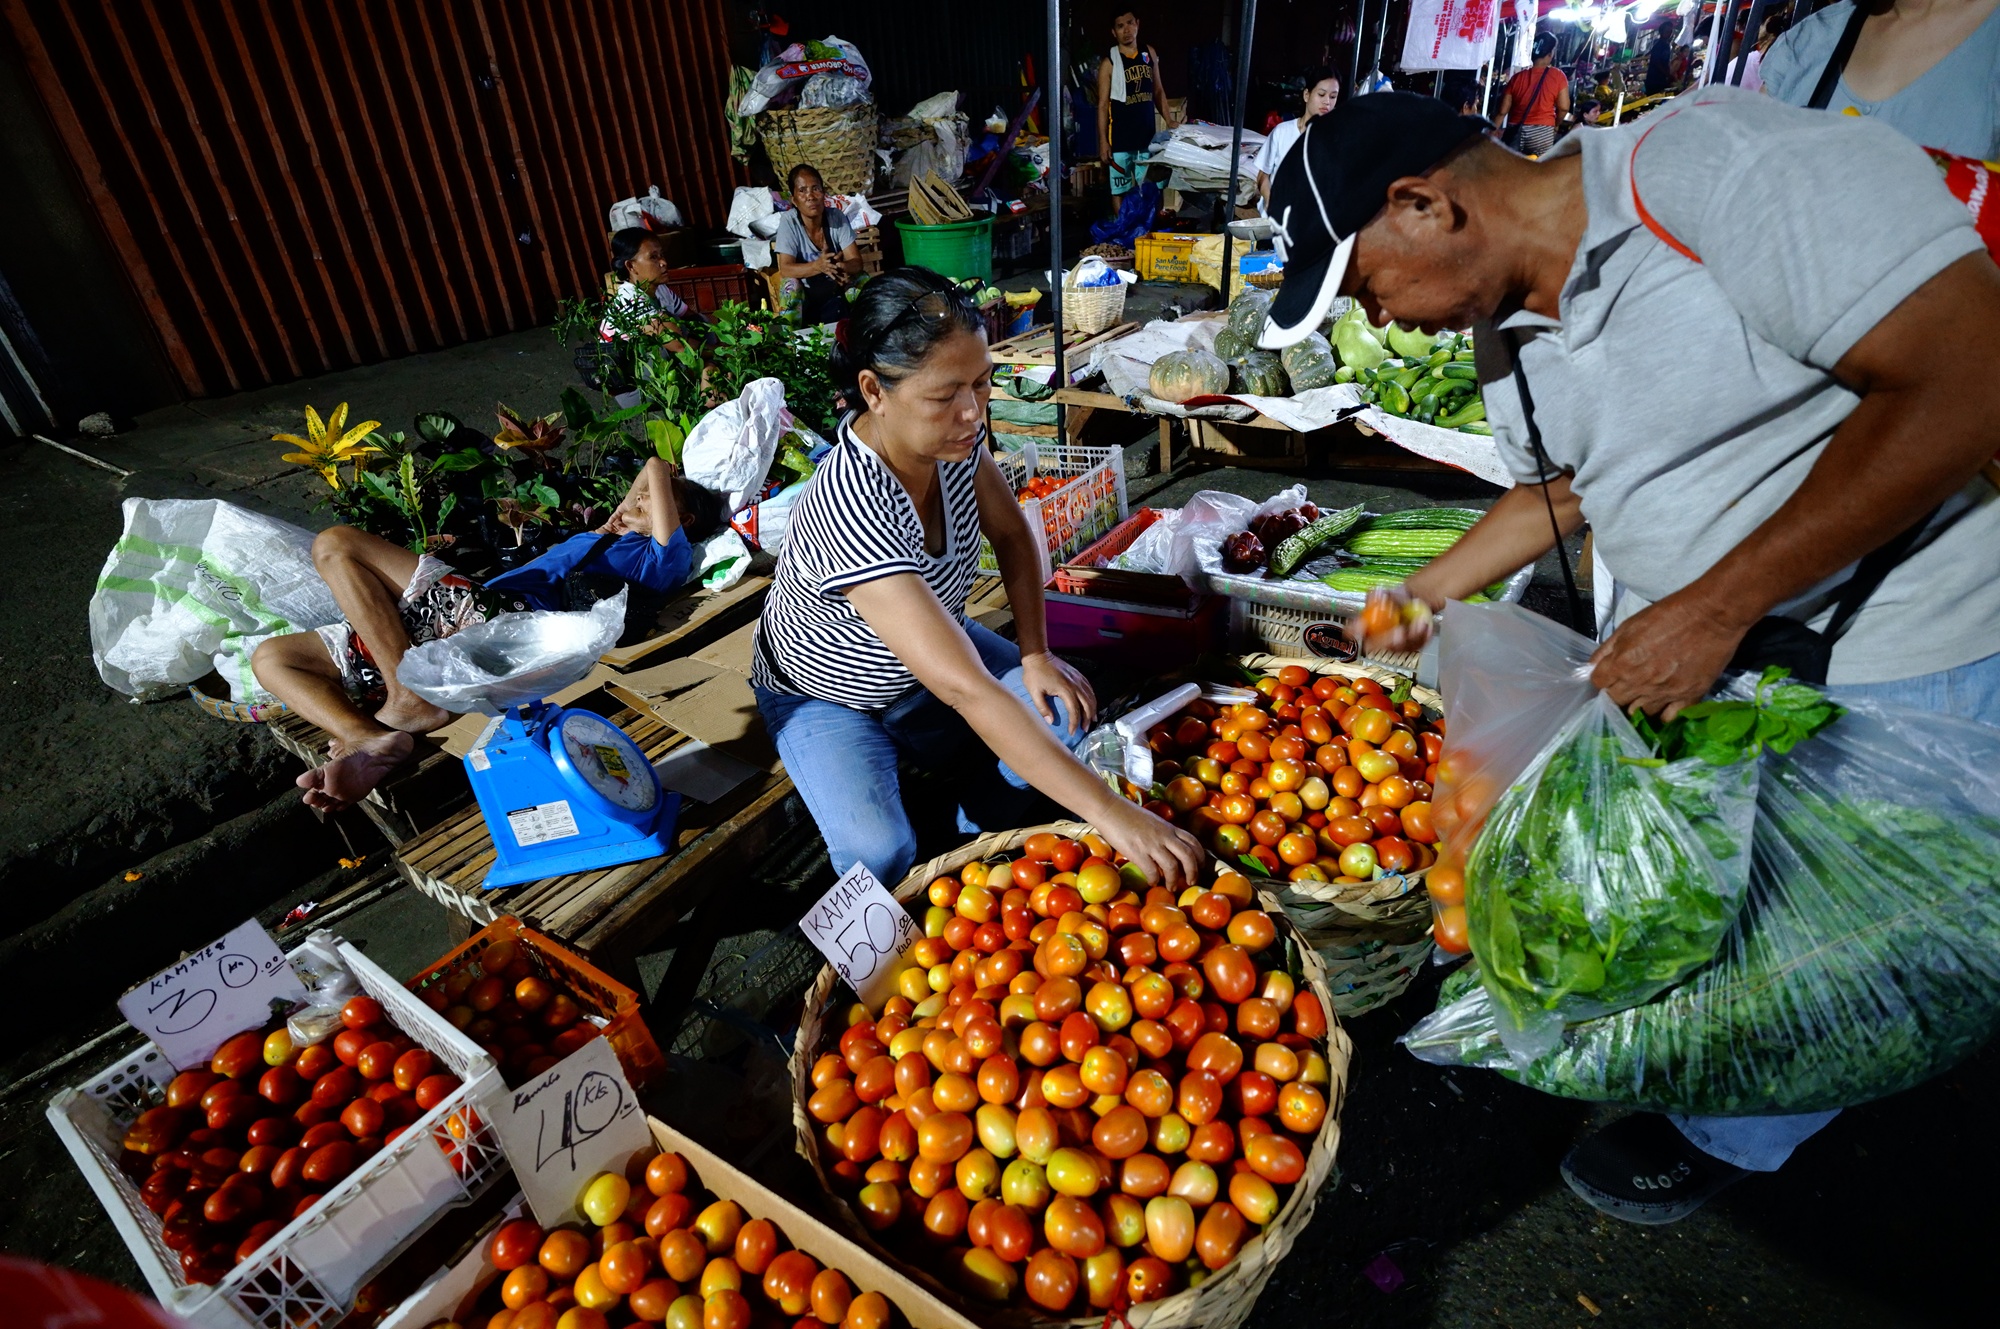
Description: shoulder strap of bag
1823,503,1942,641
1505,333,1592,636
1808,3,1872,110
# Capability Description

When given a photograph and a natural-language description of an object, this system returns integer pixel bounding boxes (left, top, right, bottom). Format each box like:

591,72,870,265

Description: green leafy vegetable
1632,667,1844,765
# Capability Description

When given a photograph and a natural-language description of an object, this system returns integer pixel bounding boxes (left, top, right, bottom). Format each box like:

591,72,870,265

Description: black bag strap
1807,3,1871,110
1506,334,1592,637
1514,66,1553,124
1823,504,1941,641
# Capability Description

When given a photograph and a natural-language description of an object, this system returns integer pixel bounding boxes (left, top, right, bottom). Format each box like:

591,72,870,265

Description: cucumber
1353,507,1484,532
1266,503,1367,578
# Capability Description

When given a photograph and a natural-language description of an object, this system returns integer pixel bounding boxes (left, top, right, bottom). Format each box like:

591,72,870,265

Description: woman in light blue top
1763,0,2000,160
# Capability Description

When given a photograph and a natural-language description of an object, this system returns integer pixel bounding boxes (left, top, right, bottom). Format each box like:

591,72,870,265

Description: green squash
1231,350,1289,397
1149,348,1231,403
1212,328,1250,363
1227,289,1276,344
1281,332,1341,392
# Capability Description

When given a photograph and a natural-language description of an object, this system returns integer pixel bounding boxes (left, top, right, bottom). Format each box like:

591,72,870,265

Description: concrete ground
0,327,1991,1328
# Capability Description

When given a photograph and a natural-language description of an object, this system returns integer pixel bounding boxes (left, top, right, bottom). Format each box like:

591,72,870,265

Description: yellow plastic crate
1135,231,1204,282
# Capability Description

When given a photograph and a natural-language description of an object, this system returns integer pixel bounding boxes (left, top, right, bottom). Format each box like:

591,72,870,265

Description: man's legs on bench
252,527,454,812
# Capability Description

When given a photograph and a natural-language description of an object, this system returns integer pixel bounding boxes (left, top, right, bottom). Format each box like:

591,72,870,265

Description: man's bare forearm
1407,479,1581,606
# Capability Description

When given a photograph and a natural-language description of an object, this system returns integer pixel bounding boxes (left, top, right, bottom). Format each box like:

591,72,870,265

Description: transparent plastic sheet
1405,694,2000,1113
1432,603,1759,1058
396,591,624,715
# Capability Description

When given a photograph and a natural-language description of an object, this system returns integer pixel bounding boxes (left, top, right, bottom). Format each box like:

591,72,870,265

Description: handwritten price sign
492,1036,653,1227
117,919,307,1071
798,862,922,1012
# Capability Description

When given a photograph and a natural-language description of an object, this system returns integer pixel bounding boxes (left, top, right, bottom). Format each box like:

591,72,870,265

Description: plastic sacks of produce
398,591,625,716
1427,603,1762,1060
91,498,340,704
736,36,872,117
1406,690,2000,1115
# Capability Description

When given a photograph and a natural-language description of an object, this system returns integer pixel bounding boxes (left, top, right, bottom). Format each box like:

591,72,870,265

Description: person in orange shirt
1498,33,1572,156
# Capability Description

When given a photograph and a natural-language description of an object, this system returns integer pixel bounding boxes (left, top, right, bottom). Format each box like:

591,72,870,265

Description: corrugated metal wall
0,0,745,399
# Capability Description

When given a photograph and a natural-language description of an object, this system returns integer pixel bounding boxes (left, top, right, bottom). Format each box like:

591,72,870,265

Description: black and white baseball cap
1259,93,1492,349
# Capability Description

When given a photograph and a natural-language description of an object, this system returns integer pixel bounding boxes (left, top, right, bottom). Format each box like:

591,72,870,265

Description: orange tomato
1433,904,1470,953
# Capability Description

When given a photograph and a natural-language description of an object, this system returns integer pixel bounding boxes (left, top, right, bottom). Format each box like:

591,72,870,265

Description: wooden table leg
1158,418,1172,474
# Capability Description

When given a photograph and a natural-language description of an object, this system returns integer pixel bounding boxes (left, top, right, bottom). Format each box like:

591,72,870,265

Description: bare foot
297,730,414,813
374,693,452,735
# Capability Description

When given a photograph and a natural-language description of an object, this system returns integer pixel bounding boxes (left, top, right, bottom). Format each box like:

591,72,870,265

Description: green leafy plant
483,471,560,546
360,449,485,551
1632,667,1844,765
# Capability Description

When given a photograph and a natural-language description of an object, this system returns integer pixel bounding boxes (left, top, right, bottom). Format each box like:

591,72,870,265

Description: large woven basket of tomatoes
1134,658,1446,1016
791,822,1352,1329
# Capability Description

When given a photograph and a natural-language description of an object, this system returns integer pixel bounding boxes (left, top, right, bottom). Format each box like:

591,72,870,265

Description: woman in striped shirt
752,268,1202,888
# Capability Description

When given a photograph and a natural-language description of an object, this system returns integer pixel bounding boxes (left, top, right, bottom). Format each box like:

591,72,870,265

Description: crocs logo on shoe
1630,1161,1692,1192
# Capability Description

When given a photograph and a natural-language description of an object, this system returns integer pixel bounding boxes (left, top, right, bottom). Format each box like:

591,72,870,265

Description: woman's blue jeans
754,622,1081,886
1670,648,2000,1170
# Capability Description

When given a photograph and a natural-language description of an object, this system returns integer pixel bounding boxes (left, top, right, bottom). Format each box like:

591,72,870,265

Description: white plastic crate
47,932,507,1329
1227,564,1534,662
983,440,1128,583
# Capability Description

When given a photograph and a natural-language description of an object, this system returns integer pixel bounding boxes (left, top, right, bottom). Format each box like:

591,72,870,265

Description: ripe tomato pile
415,936,606,1087
119,994,466,1286
477,1152,896,1329
805,830,1333,1316
1135,665,1444,886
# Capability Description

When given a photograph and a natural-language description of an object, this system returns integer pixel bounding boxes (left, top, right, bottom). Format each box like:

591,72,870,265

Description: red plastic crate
660,264,768,314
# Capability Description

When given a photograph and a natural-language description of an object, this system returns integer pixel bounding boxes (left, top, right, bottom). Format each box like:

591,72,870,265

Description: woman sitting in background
773,164,861,326
1256,65,1340,209
585,229,702,406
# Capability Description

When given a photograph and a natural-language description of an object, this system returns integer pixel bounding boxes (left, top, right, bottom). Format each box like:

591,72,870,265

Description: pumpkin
1231,350,1289,397
1212,327,1250,363
1149,348,1231,403
1280,332,1341,392
1226,289,1276,344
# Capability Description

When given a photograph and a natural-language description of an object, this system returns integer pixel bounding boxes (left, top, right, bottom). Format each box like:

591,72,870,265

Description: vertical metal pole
1347,0,1364,99
1702,0,1732,84
1370,0,1389,77
1480,31,1497,117
1046,0,1065,405
1221,0,1259,292
1730,0,1771,84
1712,0,1747,87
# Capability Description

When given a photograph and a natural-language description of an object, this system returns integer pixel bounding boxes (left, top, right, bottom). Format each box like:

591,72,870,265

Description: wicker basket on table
1236,653,1443,1016
791,821,1353,1329
758,103,878,196
1061,279,1127,335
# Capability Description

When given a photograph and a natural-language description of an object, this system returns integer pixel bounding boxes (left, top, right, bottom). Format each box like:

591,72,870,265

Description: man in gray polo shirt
1259,90,2000,1223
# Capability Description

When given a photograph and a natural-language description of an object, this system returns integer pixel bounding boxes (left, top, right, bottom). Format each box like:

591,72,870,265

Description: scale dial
554,711,658,812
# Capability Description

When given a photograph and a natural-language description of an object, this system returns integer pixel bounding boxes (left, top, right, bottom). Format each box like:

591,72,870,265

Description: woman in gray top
774,164,862,325
1762,0,2000,159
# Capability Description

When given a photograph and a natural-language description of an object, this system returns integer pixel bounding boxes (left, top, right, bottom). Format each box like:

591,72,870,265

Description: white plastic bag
91,499,341,704
1169,485,1307,584
607,186,684,233
397,591,625,716
834,194,882,230
682,378,790,513
737,36,873,116
726,186,782,241
698,529,752,592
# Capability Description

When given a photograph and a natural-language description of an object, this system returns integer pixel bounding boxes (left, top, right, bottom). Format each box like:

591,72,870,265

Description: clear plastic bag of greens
1468,693,1760,1058
1433,603,1761,1060
1404,693,2000,1114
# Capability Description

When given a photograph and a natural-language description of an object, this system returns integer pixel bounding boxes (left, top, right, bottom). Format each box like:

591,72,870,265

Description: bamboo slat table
391,704,804,984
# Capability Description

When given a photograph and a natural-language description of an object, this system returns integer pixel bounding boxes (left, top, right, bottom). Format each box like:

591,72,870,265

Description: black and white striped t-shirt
751,419,984,709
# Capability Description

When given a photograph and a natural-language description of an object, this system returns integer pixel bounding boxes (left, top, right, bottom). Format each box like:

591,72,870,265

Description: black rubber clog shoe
1559,1113,1749,1225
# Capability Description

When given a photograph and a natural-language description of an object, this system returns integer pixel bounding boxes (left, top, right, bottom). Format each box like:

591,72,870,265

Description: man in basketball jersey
1096,10,1175,198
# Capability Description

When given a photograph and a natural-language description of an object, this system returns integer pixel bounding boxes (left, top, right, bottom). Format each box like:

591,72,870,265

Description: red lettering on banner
1458,0,1496,42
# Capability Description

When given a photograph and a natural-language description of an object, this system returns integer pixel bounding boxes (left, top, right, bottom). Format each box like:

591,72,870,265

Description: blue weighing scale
464,701,681,889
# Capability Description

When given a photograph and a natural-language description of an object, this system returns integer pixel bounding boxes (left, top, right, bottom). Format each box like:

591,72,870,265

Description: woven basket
792,820,1353,1329
1062,279,1128,335
758,103,878,196
1233,653,1444,1014
187,684,289,723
